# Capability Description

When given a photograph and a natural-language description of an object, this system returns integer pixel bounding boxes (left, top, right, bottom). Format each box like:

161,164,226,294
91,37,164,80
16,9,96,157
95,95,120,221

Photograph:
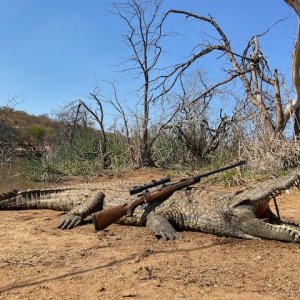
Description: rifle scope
129,177,171,195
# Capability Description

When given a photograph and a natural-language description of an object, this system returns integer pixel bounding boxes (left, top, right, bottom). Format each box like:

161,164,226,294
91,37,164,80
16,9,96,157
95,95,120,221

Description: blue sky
0,0,297,117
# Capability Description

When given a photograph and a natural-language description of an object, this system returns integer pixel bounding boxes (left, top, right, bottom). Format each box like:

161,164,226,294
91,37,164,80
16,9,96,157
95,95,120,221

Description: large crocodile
0,172,300,242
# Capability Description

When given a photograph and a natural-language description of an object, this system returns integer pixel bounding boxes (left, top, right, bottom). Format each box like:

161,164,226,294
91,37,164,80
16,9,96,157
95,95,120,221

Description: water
0,161,43,193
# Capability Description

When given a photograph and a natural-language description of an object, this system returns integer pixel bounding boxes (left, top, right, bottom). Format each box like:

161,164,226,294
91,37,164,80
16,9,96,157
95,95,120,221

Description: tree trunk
294,108,300,140
283,1,300,126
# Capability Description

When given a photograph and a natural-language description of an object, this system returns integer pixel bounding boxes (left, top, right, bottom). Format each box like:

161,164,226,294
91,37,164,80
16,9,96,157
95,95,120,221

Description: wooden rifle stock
92,160,246,231
92,204,129,231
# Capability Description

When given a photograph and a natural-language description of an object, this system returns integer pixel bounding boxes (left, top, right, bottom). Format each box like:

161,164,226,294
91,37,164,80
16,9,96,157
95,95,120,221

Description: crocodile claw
146,213,179,240
156,229,178,241
57,214,83,230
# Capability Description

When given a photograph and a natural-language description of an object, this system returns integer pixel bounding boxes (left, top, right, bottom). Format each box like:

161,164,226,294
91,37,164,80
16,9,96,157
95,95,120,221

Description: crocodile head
226,172,300,242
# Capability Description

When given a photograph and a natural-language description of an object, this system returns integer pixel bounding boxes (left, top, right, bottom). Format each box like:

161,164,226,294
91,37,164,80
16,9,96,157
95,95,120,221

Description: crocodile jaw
229,198,300,242
225,171,300,242
234,213,300,242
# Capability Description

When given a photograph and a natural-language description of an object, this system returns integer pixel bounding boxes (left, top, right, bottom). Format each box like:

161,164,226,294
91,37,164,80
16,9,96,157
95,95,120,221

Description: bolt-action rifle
92,160,246,231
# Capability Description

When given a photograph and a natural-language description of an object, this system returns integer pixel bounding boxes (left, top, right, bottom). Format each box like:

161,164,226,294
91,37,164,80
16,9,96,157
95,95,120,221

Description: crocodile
0,172,300,242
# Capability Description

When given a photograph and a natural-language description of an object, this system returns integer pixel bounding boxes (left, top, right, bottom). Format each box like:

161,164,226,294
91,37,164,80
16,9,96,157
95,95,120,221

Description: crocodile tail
0,188,75,211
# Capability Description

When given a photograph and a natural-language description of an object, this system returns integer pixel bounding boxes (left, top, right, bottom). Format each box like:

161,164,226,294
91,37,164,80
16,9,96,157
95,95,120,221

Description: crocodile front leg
146,212,178,240
58,192,105,229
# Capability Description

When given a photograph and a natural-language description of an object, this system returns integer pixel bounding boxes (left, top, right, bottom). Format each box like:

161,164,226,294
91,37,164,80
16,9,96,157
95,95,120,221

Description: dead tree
112,0,164,167
103,81,136,166
284,0,300,138
163,70,232,160
78,90,110,169
56,101,89,147
156,10,297,137
101,79,180,167
56,93,110,170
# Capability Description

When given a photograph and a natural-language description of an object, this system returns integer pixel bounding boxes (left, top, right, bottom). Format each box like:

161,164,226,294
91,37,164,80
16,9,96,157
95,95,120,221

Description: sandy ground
0,173,300,300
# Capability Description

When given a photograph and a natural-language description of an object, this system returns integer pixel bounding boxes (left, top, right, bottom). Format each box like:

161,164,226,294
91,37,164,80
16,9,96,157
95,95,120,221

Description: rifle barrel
126,160,246,216
194,160,246,181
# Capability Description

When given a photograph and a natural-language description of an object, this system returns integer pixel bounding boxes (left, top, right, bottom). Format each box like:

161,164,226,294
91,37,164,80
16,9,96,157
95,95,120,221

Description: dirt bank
0,174,300,299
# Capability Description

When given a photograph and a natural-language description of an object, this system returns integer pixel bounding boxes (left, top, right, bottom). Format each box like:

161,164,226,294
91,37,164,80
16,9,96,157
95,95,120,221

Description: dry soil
0,173,300,299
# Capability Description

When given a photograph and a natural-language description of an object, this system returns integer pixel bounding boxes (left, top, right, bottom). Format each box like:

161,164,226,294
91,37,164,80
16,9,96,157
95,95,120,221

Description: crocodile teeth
285,189,290,195
274,190,280,196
